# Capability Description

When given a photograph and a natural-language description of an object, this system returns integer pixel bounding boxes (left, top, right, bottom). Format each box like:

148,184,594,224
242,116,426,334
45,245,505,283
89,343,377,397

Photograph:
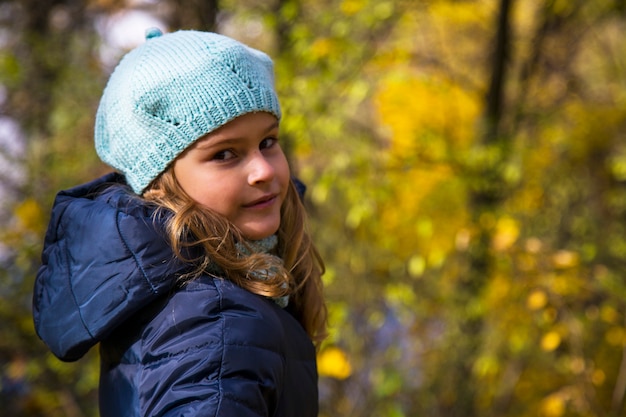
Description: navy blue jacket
33,173,318,417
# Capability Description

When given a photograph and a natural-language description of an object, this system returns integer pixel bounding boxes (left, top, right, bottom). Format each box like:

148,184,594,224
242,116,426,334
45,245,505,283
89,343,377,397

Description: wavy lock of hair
143,169,327,345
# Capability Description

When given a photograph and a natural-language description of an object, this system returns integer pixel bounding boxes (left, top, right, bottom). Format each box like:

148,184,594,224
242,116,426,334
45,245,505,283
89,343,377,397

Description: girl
33,29,326,417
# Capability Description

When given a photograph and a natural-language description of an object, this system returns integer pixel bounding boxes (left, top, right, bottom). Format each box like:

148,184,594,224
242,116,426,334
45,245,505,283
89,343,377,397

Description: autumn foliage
2,1,626,416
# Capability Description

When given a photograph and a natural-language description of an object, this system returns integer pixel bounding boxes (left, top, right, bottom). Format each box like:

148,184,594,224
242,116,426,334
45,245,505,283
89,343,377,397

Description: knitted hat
95,29,282,194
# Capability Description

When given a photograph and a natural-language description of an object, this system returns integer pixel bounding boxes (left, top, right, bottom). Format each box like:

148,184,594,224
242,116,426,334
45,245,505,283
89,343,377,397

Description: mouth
242,193,278,209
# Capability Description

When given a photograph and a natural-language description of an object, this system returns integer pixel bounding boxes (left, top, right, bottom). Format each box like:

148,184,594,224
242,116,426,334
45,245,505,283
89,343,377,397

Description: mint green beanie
95,29,282,194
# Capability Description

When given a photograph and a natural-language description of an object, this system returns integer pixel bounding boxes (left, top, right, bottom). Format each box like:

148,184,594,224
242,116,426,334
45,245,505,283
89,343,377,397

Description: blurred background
1,0,626,416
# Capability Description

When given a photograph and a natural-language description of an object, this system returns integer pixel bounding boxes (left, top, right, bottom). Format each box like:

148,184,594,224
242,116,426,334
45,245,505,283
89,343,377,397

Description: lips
242,193,278,208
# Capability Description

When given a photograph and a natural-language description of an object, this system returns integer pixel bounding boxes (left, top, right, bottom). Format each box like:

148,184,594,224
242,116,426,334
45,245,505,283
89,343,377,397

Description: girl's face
173,112,290,240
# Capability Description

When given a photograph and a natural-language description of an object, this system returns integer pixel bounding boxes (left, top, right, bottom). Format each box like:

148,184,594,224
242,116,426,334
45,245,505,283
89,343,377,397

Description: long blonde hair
143,169,327,344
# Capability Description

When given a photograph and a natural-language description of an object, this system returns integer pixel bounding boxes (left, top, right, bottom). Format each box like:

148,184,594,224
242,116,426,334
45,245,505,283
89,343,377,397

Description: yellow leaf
428,1,490,25
473,354,499,378
592,369,606,386
385,283,417,306
492,216,520,251
485,275,510,306
600,305,619,323
605,326,626,347
310,38,333,59
540,393,566,417
340,0,365,15
525,238,543,253
552,250,579,269
317,346,352,380
407,255,426,277
527,289,548,311
374,70,480,157
15,198,45,233
541,331,561,352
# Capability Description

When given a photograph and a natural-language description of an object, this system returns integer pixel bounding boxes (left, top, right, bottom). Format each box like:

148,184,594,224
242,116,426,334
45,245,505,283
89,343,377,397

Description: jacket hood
33,173,186,361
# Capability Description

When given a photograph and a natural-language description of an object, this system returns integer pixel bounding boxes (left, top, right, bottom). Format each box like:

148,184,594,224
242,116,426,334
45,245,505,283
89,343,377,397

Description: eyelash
261,137,278,149
211,149,235,161
210,137,278,161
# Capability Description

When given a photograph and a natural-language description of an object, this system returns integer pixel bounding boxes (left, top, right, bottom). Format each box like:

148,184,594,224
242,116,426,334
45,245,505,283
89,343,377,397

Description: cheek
193,183,238,215
174,165,234,214
276,154,291,191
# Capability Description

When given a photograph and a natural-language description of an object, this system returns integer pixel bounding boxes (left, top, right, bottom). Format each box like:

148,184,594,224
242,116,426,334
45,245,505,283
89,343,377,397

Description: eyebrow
194,120,280,150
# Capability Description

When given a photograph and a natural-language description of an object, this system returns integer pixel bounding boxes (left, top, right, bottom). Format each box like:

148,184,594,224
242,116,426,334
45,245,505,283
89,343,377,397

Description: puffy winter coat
33,173,319,417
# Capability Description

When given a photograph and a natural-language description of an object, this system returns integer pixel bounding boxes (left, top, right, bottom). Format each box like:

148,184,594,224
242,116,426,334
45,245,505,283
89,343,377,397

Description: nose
247,152,276,185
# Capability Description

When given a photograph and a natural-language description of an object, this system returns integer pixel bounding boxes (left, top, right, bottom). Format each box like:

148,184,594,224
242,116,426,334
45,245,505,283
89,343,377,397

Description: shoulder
50,173,159,242
42,172,183,285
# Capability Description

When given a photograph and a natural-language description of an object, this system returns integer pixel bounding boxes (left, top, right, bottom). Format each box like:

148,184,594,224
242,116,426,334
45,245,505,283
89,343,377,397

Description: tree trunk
444,0,515,416
167,0,219,32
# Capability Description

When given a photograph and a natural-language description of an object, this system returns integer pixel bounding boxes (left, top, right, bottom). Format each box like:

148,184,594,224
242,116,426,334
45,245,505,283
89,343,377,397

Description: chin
242,224,280,241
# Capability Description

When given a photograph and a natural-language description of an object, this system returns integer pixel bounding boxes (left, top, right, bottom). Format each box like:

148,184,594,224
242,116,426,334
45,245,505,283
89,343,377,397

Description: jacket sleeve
33,188,182,362
128,277,289,417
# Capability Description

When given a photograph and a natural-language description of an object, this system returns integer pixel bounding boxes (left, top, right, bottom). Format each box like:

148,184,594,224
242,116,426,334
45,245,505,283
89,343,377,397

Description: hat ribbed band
95,31,282,194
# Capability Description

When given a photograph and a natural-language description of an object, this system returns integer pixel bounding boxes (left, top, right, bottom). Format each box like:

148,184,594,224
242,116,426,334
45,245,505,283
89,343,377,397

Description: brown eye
211,149,236,161
260,137,277,150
